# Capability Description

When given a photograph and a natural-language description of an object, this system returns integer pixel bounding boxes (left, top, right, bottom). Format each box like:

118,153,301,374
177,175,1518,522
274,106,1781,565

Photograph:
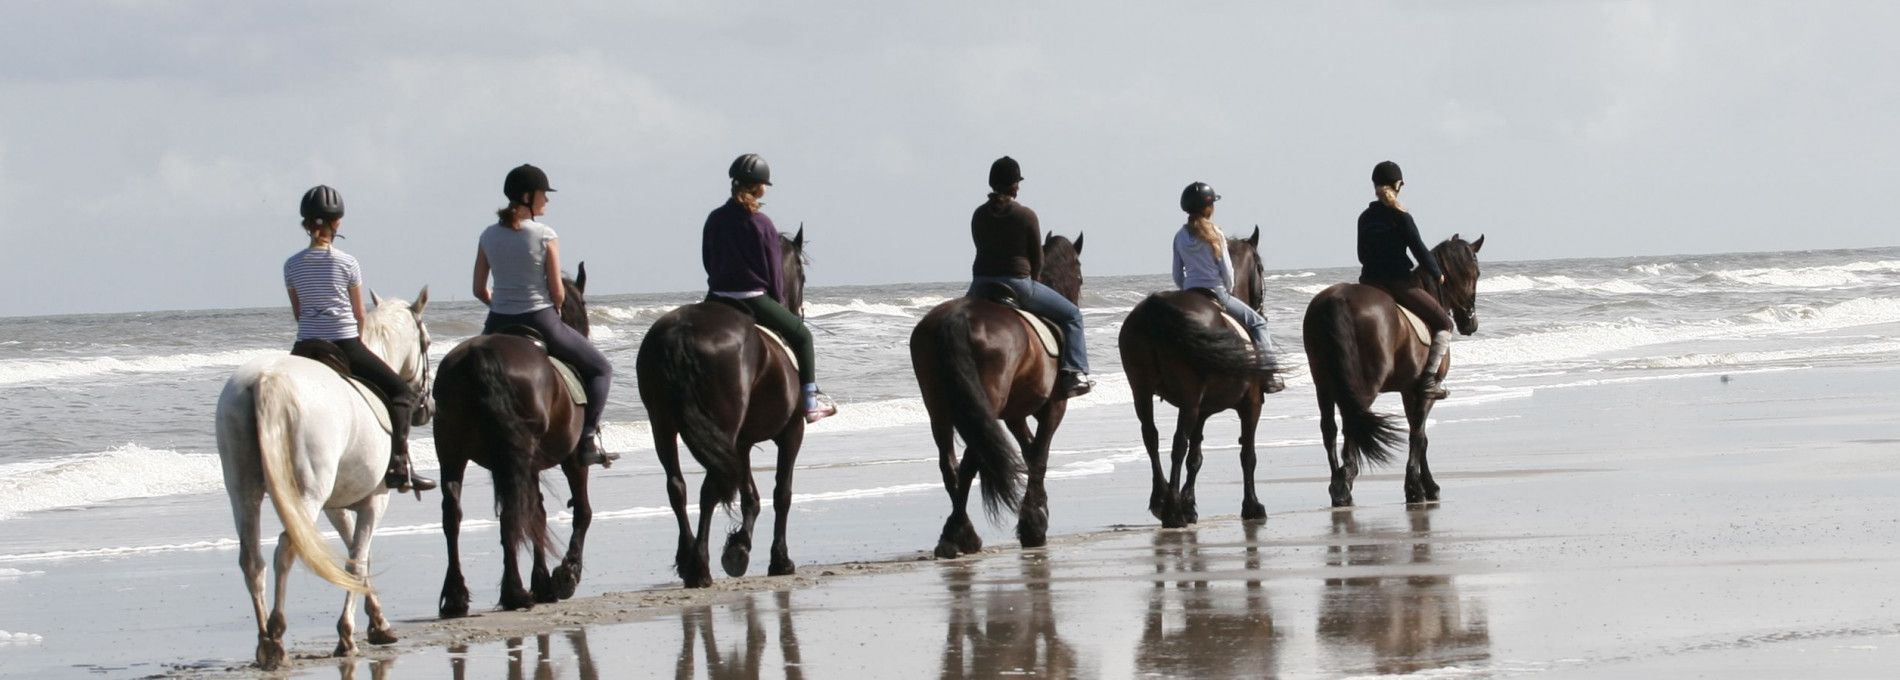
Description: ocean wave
804,299,919,318
0,349,278,387
0,445,225,520
1456,297,1900,367
0,568,43,580
1696,268,1866,289
1480,274,1654,295
0,630,44,645
1631,340,1900,369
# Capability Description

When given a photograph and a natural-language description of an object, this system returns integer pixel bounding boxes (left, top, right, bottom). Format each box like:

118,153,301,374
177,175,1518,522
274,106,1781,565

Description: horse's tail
468,344,557,561
654,318,744,505
1312,295,1404,467
937,304,1024,518
1131,293,1260,376
253,370,368,593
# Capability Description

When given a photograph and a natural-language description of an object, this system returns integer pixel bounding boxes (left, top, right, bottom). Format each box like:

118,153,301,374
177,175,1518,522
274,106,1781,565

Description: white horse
215,288,432,669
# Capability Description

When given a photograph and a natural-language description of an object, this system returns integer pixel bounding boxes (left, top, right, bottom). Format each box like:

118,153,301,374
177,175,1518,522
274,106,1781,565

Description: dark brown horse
431,264,595,616
911,233,1084,558
637,229,808,588
1302,235,1485,506
1119,228,1278,528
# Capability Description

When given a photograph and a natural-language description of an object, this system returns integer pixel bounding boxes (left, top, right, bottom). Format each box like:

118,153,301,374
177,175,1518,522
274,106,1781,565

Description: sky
1,1,1895,317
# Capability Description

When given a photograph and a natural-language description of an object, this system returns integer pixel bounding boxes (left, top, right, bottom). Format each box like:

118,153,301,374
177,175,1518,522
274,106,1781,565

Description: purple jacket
702,199,784,302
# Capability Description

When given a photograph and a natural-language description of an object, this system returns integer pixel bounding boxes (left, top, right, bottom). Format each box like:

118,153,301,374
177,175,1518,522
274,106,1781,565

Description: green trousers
712,294,816,385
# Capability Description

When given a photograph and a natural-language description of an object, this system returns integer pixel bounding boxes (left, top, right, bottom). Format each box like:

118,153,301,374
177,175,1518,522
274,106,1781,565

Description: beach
2,248,1898,678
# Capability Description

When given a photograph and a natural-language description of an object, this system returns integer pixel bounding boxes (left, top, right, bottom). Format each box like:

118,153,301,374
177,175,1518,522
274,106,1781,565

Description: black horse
1302,235,1485,506
432,264,596,615
637,229,809,588
910,233,1085,558
1119,228,1280,528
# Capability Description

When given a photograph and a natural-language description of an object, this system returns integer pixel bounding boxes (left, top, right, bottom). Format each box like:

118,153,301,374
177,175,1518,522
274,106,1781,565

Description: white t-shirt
283,247,362,341
480,220,558,315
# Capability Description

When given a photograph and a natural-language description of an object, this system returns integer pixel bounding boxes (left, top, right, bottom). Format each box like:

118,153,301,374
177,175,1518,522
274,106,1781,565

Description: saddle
1396,306,1432,348
492,326,588,404
289,339,395,433
970,285,1060,358
1185,288,1260,349
701,298,802,373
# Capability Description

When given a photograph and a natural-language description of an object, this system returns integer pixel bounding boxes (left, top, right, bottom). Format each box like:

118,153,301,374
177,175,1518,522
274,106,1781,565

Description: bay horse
215,288,432,669
1302,234,1484,506
911,233,1085,558
637,229,808,588
432,264,595,616
1119,227,1279,528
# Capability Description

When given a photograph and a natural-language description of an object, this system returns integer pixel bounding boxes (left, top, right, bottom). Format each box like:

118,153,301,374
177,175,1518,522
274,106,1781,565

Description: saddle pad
1011,308,1061,357
1397,306,1431,348
1219,312,1252,348
344,377,394,434
549,357,587,405
755,325,800,373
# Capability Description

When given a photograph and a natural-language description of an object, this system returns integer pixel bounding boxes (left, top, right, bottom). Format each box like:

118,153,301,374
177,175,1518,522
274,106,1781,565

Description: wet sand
150,363,1900,679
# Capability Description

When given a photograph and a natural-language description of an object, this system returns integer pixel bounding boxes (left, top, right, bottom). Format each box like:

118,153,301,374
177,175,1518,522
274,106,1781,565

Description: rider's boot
1053,369,1094,400
803,383,838,423
1417,330,1452,400
575,430,618,468
1256,352,1287,395
384,404,436,492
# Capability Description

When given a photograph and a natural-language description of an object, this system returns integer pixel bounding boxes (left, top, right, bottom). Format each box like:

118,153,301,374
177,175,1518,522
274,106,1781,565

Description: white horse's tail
256,370,369,594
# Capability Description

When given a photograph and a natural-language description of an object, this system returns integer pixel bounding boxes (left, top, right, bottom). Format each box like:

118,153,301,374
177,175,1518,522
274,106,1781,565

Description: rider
1172,182,1285,393
970,156,1092,399
703,153,837,423
472,164,618,465
284,185,435,492
1358,160,1453,399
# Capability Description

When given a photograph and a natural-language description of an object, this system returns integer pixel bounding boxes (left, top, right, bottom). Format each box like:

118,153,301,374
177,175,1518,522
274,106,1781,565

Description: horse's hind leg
1238,395,1267,522
722,446,762,578
530,485,556,603
767,421,805,576
552,458,591,600
325,508,361,657
1179,410,1213,525
228,482,278,669
654,421,709,588
1016,404,1067,549
1162,402,1201,528
1402,392,1438,504
266,524,298,667
437,454,471,618
936,450,984,559
1317,391,1349,507
1133,387,1167,521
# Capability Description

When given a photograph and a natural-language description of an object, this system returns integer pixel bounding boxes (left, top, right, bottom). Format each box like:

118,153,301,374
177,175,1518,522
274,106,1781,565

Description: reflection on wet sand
333,656,392,680
1318,507,1491,674
939,552,1082,679
675,591,805,680
444,629,599,680
1135,525,1282,679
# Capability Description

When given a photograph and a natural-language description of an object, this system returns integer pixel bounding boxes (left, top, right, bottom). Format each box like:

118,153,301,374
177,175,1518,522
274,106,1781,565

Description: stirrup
1418,378,1450,400
1053,371,1094,400
804,391,838,423
576,433,618,468
386,468,437,493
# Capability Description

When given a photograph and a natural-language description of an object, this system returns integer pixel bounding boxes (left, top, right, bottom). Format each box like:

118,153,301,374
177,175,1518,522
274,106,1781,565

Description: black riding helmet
502,164,556,204
300,185,344,221
729,153,772,186
988,156,1023,191
1180,182,1220,213
1372,160,1403,187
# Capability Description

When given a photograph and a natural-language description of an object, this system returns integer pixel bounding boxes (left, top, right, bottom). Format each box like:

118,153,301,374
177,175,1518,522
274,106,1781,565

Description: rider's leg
335,338,434,492
530,308,617,464
1010,277,1093,398
739,296,834,421
1214,289,1285,393
1395,287,1454,399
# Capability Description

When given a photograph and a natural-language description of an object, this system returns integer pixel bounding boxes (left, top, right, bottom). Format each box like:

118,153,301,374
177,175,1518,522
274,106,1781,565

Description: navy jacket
703,199,784,302
1357,201,1443,282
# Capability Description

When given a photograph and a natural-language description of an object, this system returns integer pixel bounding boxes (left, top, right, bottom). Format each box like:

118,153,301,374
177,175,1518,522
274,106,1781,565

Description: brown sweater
970,196,1042,278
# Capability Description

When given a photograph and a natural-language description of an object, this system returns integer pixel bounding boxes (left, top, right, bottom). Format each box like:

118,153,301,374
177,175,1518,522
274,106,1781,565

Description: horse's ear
575,262,587,292
794,223,804,250
1073,232,1084,255
1451,232,1461,243
1248,225,1260,247
1043,232,1054,247
369,289,382,307
411,286,428,315
1471,234,1485,253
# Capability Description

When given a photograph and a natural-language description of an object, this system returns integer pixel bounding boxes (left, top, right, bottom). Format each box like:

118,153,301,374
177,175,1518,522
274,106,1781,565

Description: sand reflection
1317,507,1491,674
439,630,597,680
938,552,1082,679
674,591,805,680
1135,525,1282,678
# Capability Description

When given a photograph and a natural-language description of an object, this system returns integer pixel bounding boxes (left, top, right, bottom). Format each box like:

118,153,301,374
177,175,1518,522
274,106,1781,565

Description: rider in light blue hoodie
1172,182,1284,392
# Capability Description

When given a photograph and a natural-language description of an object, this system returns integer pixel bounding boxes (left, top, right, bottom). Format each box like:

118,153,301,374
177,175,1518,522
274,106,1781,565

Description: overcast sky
1,1,1894,317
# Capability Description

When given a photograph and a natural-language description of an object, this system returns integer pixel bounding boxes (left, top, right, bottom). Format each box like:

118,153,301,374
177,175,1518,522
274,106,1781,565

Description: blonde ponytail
1188,214,1225,259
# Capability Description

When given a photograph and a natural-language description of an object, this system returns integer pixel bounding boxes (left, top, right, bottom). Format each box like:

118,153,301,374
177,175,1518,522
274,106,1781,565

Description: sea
1,246,1898,672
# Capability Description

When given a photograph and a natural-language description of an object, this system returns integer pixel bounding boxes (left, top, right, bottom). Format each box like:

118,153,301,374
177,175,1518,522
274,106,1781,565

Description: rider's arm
544,238,566,311
1170,233,1187,289
471,245,492,306
1402,212,1445,282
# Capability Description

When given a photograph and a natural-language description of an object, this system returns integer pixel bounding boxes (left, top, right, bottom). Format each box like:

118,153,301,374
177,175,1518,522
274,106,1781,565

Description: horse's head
560,262,590,338
1429,234,1485,335
780,226,808,317
365,286,434,425
1227,226,1266,314
1039,231,1084,303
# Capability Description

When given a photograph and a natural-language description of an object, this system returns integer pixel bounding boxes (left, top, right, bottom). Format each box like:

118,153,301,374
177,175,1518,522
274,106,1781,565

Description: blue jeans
484,307,613,437
970,276,1089,374
1211,288,1273,352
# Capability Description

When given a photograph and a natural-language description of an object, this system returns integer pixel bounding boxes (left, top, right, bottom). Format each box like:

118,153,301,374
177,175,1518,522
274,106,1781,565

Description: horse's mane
779,232,810,266
1431,238,1476,277
358,297,413,349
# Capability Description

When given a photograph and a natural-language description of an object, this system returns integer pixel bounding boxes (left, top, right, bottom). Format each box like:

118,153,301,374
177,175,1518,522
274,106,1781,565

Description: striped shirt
283,247,362,341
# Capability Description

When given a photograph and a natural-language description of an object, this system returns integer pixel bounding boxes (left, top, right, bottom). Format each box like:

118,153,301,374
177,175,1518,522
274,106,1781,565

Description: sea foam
0,349,278,387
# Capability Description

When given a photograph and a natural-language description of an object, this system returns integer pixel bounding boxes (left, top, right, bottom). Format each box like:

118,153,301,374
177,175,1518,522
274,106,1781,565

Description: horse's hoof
1241,502,1267,522
956,525,984,555
1161,515,1188,529
722,544,751,578
439,602,469,619
768,558,796,576
684,574,713,589
1425,486,1442,502
500,589,535,611
333,639,356,658
256,640,287,670
551,564,581,600
368,627,399,646
1017,525,1047,549
1331,496,1354,508
933,541,961,560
